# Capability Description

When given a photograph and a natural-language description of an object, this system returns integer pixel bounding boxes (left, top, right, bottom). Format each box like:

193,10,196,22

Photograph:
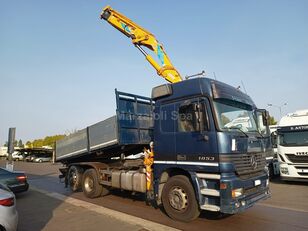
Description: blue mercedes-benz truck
56,77,271,222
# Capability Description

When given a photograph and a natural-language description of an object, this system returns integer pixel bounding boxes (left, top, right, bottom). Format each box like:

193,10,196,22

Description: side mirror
256,109,269,126
262,110,270,126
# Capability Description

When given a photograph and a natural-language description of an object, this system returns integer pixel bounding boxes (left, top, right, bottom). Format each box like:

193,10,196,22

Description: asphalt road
1,160,308,231
15,190,146,231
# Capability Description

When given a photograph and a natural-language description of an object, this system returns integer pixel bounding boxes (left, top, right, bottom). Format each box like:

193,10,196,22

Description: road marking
257,203,308,213
31,187,180,231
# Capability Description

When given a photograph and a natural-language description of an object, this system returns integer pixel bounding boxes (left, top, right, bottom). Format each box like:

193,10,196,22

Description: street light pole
6,127,16,171
267,103,287,119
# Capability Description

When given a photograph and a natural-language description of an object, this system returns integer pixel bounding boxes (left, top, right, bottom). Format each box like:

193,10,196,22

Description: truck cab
152,78,270,216
277,110,308,181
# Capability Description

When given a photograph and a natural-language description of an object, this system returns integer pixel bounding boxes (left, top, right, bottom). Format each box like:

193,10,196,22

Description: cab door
174,97,219,167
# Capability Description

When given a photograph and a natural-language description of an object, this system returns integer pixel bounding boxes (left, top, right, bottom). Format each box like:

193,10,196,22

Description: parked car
12,152,25,162
0,184,18,231
24,155,36,162
33,154,52,163
0,168,29,193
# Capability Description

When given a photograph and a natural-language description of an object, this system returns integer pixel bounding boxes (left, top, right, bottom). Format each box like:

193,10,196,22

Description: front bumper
220,172,270,214
280,163,308,181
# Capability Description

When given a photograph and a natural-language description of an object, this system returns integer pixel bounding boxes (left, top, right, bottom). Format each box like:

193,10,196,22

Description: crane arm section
101,6,182,83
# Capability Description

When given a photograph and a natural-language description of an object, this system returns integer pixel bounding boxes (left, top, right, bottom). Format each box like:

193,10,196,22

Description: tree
221,114,231,125
25,141,32,148
18,139,24,148
26,134,66,149
3,139,24,148
269,115,277,125
32,139,44,148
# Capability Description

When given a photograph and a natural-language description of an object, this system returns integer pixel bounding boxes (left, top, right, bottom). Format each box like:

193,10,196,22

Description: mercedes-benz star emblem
250,155,258,170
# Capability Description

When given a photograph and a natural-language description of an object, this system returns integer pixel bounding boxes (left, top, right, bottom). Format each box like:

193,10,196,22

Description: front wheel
82,169,103,198
162,175,200,222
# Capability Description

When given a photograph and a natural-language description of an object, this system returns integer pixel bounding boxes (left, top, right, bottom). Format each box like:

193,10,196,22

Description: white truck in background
0,147,8,157
277,109,308,181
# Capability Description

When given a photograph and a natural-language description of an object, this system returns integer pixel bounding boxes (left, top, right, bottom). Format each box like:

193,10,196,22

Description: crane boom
100,6,182,83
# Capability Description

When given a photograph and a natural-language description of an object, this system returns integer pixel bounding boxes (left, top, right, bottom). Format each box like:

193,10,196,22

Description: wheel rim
84,176,94,192
168,186,188,211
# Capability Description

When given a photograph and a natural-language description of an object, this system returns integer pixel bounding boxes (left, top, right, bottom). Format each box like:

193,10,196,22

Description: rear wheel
101,185,110,197
162,175,200,222
68,165,84,192
82,169,103,198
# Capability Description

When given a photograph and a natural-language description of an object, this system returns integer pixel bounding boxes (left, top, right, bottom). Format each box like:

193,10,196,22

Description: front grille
244,185,261,196
285,154,308,163
221,153,266,177
298,172,308,176
294,166,308,169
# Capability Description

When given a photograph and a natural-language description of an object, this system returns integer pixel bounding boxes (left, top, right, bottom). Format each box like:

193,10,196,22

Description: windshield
213,100,258,132
278,131,308,146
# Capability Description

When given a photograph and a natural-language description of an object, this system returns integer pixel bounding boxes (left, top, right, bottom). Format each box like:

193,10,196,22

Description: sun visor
151,84,173,100
211,81,255,107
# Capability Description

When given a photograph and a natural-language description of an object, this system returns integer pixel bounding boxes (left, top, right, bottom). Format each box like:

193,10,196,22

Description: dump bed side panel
89,116,118,151
56,128,88,161
116,91,154,145
55,90,154,162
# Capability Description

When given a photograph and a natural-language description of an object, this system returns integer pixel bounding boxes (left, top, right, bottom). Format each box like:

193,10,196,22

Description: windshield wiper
225,126,249,137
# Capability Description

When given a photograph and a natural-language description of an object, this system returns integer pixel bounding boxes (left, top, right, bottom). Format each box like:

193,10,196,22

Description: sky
1,0,308,145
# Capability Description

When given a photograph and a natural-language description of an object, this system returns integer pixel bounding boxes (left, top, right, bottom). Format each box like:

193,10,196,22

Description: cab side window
177,102,209,132
178,104,199,132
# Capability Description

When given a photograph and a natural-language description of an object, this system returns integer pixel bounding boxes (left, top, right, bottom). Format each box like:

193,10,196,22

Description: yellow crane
101,6,182,83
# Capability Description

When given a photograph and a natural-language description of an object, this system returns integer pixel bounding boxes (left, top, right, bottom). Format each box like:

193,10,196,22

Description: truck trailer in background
277,110,308,181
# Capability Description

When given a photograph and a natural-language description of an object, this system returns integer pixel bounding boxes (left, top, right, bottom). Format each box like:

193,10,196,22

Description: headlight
280,167,289,175
232,188,243,198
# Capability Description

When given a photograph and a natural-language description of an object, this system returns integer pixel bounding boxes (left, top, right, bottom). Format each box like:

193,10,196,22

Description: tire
68,165,84,192
162,175,200,222
101,185,110,197
268,163,277,179
82,169,103,198
39,159,43,163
